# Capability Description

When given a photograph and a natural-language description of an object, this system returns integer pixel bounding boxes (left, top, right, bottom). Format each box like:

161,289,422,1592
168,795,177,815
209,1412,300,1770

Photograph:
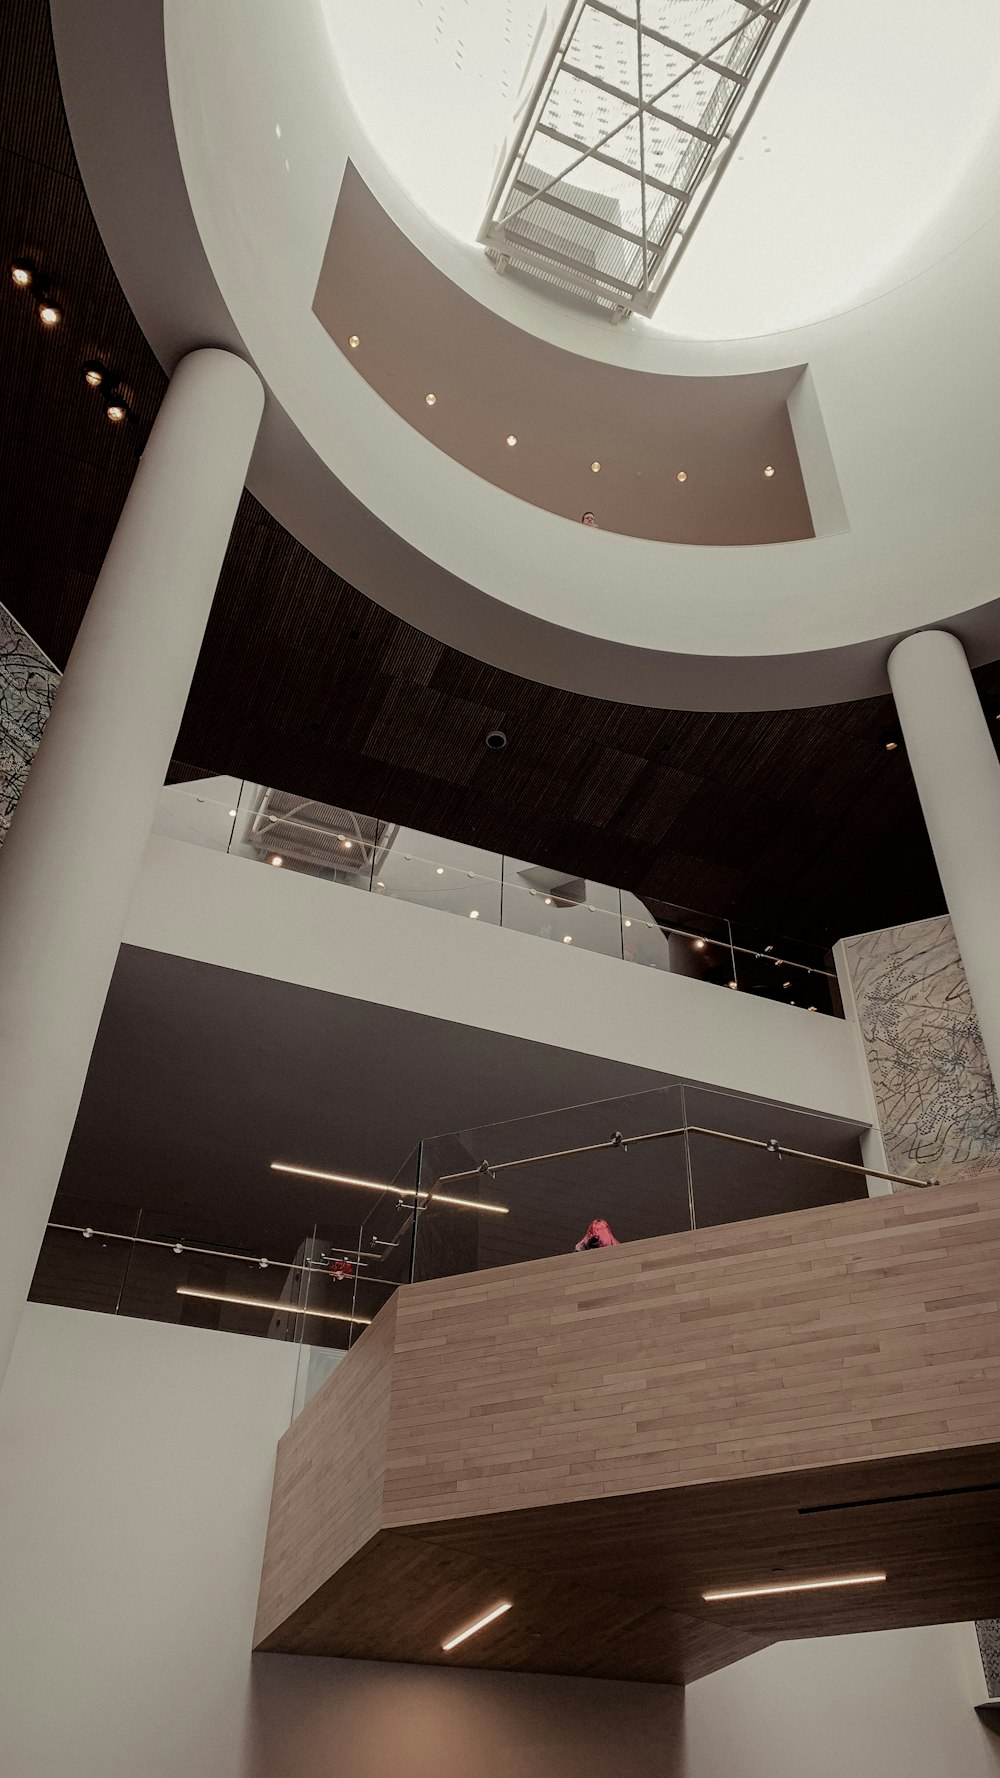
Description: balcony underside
255,1181,1000,1684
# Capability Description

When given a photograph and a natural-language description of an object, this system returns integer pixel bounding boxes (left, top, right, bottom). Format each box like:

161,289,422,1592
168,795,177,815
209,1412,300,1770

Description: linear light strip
441,1600,513,1651
703,1572,886,1602
176,1286,371,1327
270,1160,509,1215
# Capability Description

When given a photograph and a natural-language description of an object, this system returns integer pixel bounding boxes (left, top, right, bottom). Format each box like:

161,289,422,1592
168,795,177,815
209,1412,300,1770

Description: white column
0,348,263,1386
888,628,1000,1088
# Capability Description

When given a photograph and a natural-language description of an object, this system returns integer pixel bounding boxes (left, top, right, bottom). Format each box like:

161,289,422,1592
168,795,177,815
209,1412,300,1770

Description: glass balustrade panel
501,859,622,957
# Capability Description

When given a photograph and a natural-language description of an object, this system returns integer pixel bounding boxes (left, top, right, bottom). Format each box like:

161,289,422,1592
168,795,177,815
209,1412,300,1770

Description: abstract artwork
842,915,1000,1185
0,602,60,847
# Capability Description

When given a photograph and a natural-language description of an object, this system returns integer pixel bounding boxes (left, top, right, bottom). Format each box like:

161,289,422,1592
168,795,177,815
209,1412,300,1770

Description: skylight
480,0,810,317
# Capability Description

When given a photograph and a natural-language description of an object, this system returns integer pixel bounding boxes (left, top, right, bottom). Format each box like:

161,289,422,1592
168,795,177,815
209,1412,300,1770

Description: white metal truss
480,0,811,319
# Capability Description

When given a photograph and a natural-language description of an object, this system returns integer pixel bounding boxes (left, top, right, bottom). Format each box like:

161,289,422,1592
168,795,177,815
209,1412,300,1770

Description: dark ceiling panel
3,0,1000,951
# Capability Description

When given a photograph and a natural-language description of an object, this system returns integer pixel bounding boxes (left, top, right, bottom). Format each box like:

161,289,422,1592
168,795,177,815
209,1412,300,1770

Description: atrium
2,2,1000,1774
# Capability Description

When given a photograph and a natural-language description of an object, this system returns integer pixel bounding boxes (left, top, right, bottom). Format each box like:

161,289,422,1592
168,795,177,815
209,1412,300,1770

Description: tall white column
0,348,263,1386
888,628,1000,1088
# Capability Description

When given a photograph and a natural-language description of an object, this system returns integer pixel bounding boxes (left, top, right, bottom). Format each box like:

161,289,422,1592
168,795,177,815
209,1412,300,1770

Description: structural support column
0,348,263,1387
888,628,1000,1089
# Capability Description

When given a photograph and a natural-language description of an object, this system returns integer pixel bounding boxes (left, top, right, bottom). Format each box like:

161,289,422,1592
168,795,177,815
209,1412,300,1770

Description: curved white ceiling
323,0,1000,340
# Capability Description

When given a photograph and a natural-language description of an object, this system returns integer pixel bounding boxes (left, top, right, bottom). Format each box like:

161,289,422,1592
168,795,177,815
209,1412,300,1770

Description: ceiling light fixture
703,1572,886,1603
436,866,444,874
38,301,62,327
348,334,360,348
82,360,105,388
485,730,507,750
442,1601,512,1651
885,740,898,752
676,470,688,483
763,464,776,478
176,1286,371,1327
693,938,706,951
270,1160,508,1215
590,461,601,473
10,261,34,287
425,392,437,406
270,855,284,867
728,980,738,990
228,809,238,819
562,934,573,944
506,434,517,447
469,909,480,919
106,399,128,424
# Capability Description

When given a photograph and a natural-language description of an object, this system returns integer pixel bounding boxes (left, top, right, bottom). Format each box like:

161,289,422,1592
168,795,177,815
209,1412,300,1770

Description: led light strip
270,1160,508,1215
176,1286,371,1327
703,1572,886,1602
441,1600,512,1651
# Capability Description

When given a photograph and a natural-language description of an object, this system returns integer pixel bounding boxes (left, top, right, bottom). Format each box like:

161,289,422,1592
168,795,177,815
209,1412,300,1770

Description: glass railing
153,775,843,1015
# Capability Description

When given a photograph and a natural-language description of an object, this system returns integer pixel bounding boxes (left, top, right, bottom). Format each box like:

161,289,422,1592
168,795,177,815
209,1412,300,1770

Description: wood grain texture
255,1182,1000,1680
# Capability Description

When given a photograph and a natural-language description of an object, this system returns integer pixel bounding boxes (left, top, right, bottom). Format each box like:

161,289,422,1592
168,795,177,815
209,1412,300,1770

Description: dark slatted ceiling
3,0,999,946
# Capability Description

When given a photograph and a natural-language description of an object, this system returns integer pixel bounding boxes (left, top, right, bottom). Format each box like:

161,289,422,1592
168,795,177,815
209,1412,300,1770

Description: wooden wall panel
254,1296,397,1645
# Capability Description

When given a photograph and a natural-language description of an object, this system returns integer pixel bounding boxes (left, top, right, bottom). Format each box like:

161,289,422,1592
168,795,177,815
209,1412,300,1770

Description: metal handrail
45,1223,386,1272
433,1124,934,1195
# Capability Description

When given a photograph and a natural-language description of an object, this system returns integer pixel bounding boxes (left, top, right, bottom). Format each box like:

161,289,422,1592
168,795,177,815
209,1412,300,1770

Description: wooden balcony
254,1180,1000,1684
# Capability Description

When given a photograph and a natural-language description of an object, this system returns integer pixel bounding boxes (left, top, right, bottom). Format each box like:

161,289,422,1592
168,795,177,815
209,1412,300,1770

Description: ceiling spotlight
38,301,62,327
693,938,706,951
425,392,437,406
563,934,573,944
590,460,601,473
728,980,738,990
270,855,284,867
343,839,353,849
544,897,553,906
506,434,517,447
348,334,360,348
782,980,791,989
469,909,480,920
624,918,632,928
485,729,507,750
82,360,105,389
763,464,776,478
676,470,688,483
436,866,444,875
885,739,898,752
106,399,128,424
228,808,238,818
10,261,34,288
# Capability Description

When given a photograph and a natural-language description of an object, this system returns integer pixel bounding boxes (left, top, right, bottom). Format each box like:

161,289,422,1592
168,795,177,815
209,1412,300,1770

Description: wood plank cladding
255,1183,1000,1682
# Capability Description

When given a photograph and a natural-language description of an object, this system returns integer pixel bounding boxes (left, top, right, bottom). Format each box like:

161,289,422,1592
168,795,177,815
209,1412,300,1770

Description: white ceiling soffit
481,0,809,319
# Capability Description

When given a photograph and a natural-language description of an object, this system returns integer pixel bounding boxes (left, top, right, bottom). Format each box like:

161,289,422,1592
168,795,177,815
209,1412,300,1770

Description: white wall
2,1306,998,1778
123,835,871,1123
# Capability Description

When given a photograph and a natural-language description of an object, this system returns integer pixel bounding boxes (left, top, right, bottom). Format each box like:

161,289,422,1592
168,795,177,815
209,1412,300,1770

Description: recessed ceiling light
425,392,437,406
343,839,353,849
10,261,33,288
106,401,128,424
782,980,791,989
590,460,601,473
506,434,517,447
176,1286,370,1327
436,866,444,875
703,1572,886,1602
563,934,573,944
348,334,360,348
38,302,61,327
544,897,553,905
624,918,632,928
763,464,776,477
728,980,738,989
808,1005,817,1012
82,361,104,388
270,855,284,867
270,1159,507,1214
442,1601,512,1651
469,909,480,919
228,809,238,818
693,938,706,951
885,739,898,752
676,470,688,482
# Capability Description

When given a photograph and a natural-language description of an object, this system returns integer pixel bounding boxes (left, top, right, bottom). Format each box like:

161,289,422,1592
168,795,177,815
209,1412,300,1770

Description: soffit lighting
270,1160,508,1215
703,1572,886,1602
176,1286,371,1327
441,1601,512,1651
